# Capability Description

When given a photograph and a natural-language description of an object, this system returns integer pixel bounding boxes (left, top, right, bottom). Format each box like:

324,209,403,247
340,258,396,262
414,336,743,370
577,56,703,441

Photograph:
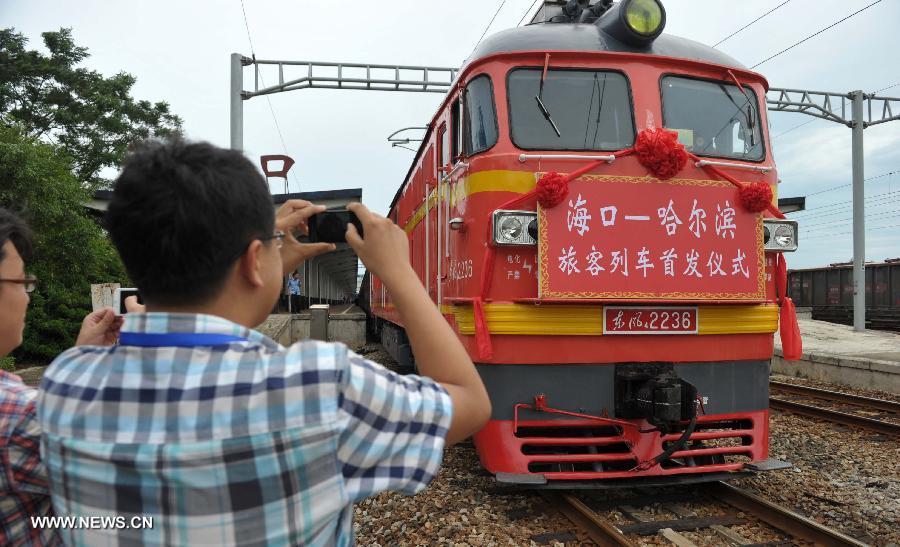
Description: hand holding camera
274,199,412,289
344,202,413,289
75,308,124,346
275,199,337,275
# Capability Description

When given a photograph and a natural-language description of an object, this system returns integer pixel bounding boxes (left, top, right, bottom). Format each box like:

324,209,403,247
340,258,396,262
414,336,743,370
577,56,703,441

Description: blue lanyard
119,332,247,348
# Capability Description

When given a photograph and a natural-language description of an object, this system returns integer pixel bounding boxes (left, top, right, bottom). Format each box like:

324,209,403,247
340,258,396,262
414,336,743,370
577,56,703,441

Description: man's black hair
106,139,275,306
0,208,34,265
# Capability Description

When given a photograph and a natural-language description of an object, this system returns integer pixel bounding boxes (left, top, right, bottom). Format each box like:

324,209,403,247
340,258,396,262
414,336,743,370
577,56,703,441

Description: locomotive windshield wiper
699,84,755,155
535,96,562,138
535,53,562,138
584,72,609,148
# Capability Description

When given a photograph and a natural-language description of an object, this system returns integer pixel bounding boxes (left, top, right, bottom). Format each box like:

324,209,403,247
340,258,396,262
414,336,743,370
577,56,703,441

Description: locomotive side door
434,91,465,307
436,120,451,306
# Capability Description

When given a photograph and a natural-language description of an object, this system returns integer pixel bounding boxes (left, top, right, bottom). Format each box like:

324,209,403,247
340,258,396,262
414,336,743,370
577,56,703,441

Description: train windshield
662,76,765,162
508,68,635,151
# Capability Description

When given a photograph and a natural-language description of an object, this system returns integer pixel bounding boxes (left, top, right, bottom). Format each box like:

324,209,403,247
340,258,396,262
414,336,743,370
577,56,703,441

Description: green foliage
0,124,129,362
0,356,14,372
0,27,182,189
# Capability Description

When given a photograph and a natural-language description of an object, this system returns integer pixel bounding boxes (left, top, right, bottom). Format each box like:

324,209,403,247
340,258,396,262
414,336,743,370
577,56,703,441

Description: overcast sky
3,0,899,268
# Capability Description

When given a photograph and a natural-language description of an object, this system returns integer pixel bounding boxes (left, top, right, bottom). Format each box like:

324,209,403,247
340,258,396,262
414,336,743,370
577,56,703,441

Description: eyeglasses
260,230,286,250
0,275,38,294
224,231,286,266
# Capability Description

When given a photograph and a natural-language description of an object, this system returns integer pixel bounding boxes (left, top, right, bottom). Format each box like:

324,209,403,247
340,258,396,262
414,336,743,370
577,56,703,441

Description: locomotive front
375,0,802,486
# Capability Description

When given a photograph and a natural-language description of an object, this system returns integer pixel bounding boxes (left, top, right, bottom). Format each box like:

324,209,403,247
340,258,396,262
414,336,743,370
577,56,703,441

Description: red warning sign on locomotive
538,175,766,301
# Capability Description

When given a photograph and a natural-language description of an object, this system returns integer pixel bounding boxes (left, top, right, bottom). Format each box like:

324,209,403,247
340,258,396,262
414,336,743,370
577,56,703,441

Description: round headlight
774,225,794,247
500,217,523,241
624,0,663,36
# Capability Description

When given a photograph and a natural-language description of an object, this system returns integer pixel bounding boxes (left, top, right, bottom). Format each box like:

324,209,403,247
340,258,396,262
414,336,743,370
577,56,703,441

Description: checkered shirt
38,313,452,546
0,370,62,546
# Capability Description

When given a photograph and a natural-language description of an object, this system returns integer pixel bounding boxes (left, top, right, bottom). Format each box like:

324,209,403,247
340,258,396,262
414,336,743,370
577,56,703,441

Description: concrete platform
773,318,900,394
288,304,366,350
257,315,293,346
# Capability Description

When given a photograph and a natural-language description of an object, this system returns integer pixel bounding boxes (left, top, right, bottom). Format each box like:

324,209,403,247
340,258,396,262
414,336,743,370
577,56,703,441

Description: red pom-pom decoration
536,172,569,209
634,128,688,180
738,181,773,213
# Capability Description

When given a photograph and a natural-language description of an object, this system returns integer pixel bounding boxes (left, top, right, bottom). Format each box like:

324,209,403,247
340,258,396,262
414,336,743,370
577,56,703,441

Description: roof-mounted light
624,0,664,35
596,0,667,47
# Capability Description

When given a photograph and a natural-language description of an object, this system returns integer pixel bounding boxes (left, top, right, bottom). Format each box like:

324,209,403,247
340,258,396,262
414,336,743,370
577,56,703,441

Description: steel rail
546,485,864,547
770,396,900,437
707,482,867,547
770,381,900,414
542,492,632,546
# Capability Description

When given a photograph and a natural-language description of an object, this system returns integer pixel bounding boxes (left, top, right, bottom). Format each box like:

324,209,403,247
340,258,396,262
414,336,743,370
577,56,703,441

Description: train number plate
603,307,698,335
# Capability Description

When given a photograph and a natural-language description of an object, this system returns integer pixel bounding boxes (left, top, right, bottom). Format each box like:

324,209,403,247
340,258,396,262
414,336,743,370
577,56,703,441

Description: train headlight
500,217,523,240
492,210,537,246
774,225,794,247
624,0,664,35
596,0,666,46
763,219,798,252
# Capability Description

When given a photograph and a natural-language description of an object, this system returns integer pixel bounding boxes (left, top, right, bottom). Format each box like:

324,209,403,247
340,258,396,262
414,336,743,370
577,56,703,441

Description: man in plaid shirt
0,208,126,546
38,140,491,546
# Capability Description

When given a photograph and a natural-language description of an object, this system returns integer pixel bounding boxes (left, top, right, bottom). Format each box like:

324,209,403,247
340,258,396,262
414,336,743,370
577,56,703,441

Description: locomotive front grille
515,423,639,474
659,419,756,469
512,418,756,476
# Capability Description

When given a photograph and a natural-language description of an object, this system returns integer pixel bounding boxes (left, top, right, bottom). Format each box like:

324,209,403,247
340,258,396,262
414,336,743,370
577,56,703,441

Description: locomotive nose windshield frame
507,68,636,151
661,76,765,162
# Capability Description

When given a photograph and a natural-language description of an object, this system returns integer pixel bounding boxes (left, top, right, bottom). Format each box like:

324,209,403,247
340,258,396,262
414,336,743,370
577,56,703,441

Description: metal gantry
230,54,457,150
230,54,900,331
767,88,900,331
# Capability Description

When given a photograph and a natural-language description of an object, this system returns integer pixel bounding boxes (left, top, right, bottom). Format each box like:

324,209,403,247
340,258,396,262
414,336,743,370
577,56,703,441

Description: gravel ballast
356,347,898,545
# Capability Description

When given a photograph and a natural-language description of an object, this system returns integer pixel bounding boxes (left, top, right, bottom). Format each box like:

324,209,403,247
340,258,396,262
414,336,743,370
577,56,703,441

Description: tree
0,124,128,363
0,27,182,189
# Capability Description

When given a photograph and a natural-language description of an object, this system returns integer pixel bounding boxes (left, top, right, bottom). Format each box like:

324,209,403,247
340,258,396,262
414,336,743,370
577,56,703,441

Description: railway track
544,481,867,546
769,381,900,437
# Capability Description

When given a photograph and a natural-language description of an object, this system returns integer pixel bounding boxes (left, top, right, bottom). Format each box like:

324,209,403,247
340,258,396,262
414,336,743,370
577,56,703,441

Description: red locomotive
364,0,802,486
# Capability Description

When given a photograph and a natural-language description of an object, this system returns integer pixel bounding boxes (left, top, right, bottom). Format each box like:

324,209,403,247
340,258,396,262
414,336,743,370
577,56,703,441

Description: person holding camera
38,140,490,545
0,208,128,546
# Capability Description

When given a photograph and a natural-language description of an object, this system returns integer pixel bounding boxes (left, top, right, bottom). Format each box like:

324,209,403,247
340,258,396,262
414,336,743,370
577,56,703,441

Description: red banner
538,175,765,301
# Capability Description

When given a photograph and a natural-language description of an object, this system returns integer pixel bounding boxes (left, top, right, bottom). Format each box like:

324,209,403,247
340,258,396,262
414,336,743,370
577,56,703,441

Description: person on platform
38,139,490,545
0,207,124,546
288,272,301,311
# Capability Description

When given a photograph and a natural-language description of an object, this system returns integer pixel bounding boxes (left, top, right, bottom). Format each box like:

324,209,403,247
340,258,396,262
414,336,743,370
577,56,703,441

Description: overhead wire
517,0,542,27
803,209,900,230
792,190,900,216
239,0,301,194
801,170,899,198
798,170,900,209
803,222,900,240
792,191,900,222
473,0,508,53
795,195,899,222
873,82,899,95
751,0,884,69
713,0,793,48
772,118,819,140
